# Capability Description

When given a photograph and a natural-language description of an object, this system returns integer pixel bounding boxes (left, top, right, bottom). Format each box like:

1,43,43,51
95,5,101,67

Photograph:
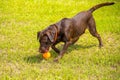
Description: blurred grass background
0,0,120,80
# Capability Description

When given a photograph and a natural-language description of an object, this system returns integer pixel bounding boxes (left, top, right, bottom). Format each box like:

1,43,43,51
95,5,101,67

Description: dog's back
72,2,115,35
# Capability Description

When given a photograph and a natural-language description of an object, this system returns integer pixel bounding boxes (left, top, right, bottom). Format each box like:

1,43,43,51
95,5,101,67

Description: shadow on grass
24,44,96,63
24,54,43,63
69,44,96,50
64,44,97,54
52,44,96,57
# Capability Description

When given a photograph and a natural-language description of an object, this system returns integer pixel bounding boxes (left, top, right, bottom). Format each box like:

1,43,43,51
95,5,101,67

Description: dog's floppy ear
46,31,55,42
37,31,41,40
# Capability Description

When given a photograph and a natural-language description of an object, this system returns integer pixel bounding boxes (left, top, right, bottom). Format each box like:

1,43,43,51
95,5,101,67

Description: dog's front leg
51,42,60,54
54,41,71,62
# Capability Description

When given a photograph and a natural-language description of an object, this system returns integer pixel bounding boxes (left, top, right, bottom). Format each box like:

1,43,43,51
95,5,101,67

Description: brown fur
37,2,114,62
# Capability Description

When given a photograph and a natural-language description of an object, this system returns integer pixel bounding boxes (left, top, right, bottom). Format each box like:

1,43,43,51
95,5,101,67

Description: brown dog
37,2,114,62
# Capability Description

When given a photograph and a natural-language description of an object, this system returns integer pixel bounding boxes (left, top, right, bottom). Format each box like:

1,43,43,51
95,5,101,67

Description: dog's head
37,25,57,53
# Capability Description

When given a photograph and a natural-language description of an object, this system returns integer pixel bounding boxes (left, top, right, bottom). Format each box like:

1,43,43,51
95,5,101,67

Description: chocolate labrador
37,2,114,62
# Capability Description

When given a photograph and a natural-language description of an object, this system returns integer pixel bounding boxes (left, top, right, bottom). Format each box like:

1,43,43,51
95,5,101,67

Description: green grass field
0,0,120,80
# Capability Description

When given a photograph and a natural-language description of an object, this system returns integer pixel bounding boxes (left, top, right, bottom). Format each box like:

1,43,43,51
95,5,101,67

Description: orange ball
42,52,51,59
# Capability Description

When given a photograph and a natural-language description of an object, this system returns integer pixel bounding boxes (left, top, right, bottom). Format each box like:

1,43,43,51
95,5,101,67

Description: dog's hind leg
88,17,103,48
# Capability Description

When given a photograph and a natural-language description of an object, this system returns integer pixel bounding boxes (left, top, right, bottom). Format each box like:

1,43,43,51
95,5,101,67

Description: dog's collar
53,24,58,42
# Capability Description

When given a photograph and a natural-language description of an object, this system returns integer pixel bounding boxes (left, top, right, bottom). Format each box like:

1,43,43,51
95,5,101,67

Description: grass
0,0,120,80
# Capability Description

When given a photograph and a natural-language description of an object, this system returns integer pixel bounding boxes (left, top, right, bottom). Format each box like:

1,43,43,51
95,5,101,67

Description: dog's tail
89,2,115,13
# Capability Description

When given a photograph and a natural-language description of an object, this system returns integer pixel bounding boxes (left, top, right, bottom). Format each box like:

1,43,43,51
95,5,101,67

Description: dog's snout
39,47,48,53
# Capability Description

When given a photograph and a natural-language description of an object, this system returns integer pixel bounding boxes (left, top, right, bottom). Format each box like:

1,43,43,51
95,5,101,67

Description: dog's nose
39,47,48,53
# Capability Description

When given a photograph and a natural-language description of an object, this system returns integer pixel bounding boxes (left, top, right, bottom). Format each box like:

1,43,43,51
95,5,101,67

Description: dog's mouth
40,50,48,53
39,47,50,53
